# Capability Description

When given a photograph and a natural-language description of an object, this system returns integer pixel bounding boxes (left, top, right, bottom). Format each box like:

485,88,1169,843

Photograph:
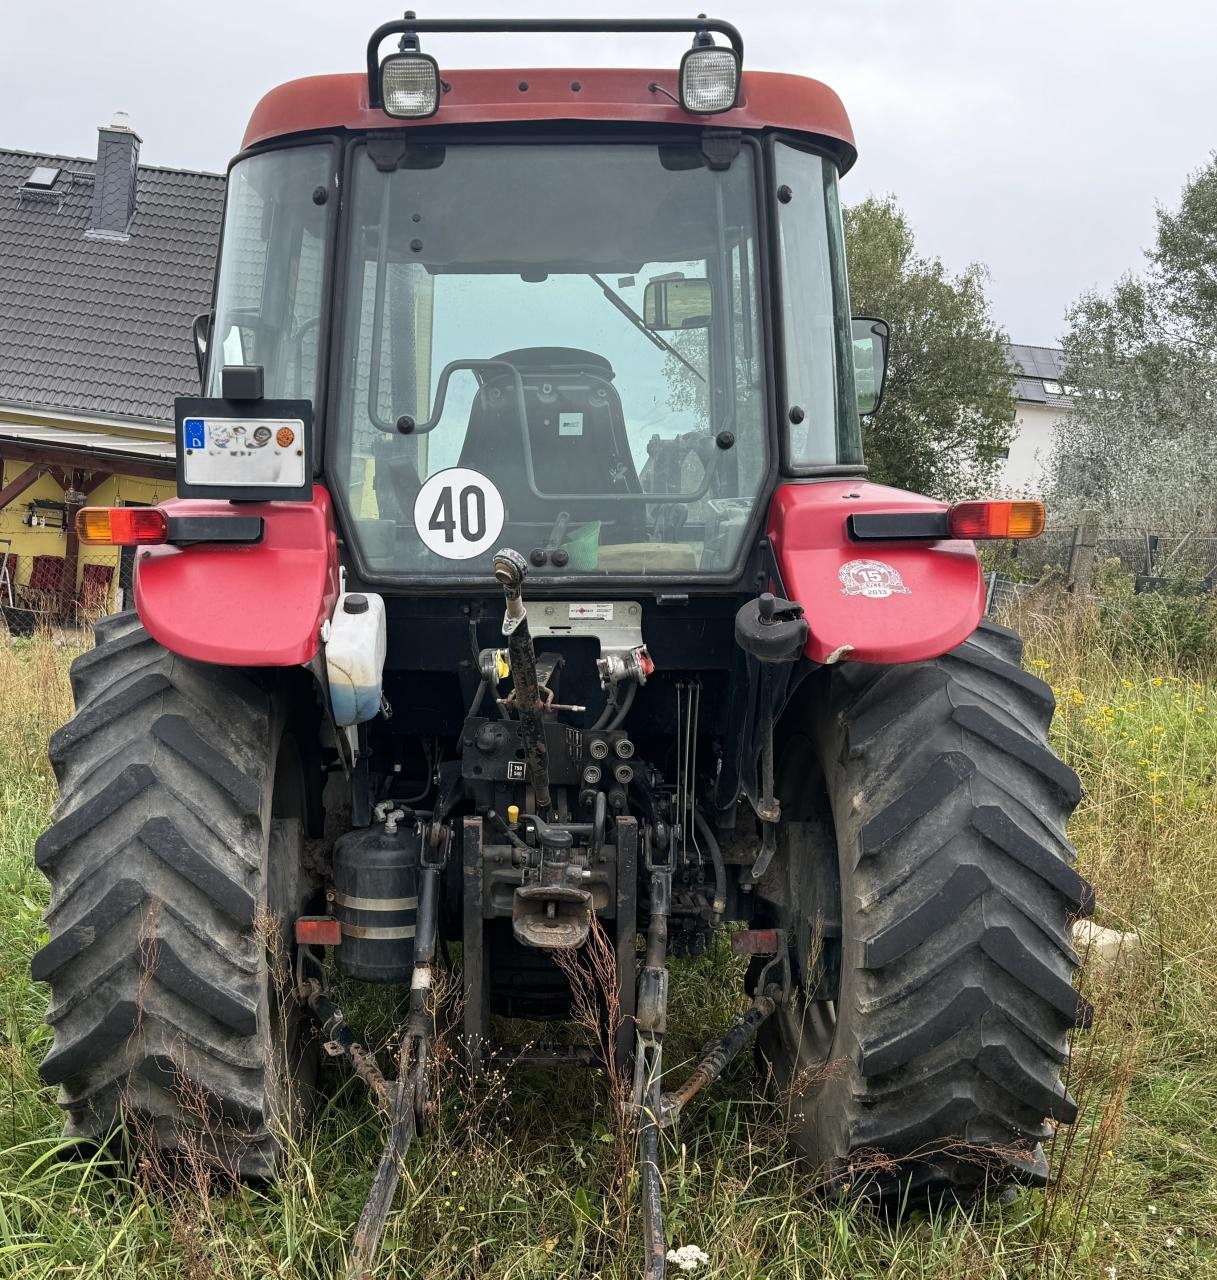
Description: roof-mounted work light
380,50,441,119
679,27,741,114
378,13,440,119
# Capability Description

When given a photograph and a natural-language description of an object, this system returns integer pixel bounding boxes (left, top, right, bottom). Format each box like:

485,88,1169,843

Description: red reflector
295,916,342,946
76,506,168,546
731,928,781,956
948,500,1045,541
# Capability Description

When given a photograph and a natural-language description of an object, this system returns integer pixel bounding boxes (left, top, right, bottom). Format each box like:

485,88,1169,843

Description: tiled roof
1004,342,1076,411
0,148,224,424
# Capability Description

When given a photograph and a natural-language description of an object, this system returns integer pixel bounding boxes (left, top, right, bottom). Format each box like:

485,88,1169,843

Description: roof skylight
22,166,61,191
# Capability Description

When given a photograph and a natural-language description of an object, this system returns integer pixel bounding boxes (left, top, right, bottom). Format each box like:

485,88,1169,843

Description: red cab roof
242,67,856,171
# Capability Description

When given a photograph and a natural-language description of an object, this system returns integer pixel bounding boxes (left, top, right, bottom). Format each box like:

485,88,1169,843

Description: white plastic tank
325,592,387,726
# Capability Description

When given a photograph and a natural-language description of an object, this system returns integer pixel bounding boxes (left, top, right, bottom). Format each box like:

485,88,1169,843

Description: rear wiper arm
588,274,706,383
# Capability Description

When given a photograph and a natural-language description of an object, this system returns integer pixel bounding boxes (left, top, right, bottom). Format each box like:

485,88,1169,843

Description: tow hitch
629,858,784,1277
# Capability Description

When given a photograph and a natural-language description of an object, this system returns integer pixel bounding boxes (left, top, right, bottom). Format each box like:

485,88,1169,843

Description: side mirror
192,311,213,389
851,317,890,416
643,277,712,331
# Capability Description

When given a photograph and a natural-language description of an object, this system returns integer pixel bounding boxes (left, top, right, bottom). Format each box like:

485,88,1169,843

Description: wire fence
994,526,1215,583
984,517,1217,616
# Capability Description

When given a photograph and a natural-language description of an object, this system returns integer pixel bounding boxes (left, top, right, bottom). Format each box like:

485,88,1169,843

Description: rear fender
135,485,341,666
768,480,984,665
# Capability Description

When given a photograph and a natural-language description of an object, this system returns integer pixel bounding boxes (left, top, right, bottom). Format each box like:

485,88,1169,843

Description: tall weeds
1,614,1215,1278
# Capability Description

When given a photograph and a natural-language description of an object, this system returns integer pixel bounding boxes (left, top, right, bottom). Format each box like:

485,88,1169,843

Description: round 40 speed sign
413,467,505,560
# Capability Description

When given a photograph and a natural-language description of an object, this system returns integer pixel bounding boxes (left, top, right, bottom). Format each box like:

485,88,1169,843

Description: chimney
86,111,141,241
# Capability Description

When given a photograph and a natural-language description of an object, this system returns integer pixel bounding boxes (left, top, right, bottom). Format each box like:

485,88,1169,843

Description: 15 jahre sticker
838,559,912,599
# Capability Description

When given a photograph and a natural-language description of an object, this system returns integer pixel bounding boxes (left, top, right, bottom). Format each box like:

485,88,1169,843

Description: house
0,116,223,622
999,343,1076,494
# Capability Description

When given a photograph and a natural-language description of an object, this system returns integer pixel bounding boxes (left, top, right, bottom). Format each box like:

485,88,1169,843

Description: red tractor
35,16,1092,1276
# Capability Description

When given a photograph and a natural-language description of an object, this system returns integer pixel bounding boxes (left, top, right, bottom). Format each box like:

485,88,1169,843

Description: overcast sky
4,0,1214,345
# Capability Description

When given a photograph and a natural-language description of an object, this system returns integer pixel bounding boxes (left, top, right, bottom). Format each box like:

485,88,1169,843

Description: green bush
1096,560,1217,671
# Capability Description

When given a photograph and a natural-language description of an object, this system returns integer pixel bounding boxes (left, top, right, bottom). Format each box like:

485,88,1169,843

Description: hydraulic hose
693,809,727,925
592,677,638,731
468,679,487,719
591,686,618,731
606,680,637,731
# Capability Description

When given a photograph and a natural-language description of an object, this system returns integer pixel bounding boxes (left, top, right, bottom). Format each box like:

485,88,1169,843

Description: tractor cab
198,44,870,586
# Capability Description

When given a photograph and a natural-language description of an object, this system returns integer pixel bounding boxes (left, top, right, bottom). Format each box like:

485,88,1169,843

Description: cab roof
241,68,857,172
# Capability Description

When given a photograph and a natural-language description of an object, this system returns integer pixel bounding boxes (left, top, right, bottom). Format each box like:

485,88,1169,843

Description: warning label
568,603,614,621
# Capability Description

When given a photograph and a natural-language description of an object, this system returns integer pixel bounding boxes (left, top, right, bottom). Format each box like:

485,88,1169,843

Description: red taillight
76,507,168,546
948,500,1045,541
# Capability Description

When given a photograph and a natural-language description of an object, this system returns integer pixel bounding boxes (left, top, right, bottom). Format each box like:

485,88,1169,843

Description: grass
1,602,1216,1278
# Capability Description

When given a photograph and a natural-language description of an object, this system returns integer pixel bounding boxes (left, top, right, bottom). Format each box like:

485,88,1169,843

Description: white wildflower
1105,1267,1117,1280
666,1244,711,1273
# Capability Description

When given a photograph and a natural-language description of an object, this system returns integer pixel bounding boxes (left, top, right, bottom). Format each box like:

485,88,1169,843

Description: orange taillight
76,507,168,546
948,500,1045,540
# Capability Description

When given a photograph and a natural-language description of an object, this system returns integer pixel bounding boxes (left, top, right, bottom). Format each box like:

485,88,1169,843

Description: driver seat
458,347,646,542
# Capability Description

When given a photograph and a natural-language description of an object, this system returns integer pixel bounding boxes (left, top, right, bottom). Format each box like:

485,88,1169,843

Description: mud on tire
32,612,317,1178
757,620,1094,1199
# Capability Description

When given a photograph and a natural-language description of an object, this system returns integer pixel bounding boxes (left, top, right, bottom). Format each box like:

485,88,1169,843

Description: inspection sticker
558,412,584,437
569,603,613,621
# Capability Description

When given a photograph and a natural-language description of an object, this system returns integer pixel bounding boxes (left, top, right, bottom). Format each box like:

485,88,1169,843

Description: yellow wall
1,460,177,608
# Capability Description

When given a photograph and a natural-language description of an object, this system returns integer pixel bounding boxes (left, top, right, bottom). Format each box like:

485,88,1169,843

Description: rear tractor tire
32,612,319,1178
757,620,1093,1201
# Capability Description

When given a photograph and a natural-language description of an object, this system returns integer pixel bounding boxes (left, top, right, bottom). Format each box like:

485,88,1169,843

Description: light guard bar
366,16,745,110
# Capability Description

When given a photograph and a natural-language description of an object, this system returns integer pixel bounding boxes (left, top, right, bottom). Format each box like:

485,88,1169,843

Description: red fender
768,481,985,666
134,486,341,667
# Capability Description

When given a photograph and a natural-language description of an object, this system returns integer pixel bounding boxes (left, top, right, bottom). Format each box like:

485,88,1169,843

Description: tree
1049,154,1217,536
844,196,1015,499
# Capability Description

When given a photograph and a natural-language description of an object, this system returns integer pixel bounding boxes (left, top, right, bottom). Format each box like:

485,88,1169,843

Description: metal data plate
175,397,313,501
525,601,644,656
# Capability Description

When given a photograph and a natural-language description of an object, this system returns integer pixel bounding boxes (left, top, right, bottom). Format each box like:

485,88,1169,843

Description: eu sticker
183,418,206,450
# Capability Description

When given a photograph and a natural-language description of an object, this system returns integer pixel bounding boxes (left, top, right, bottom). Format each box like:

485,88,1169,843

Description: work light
679,46,740,114
380,52,441,119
